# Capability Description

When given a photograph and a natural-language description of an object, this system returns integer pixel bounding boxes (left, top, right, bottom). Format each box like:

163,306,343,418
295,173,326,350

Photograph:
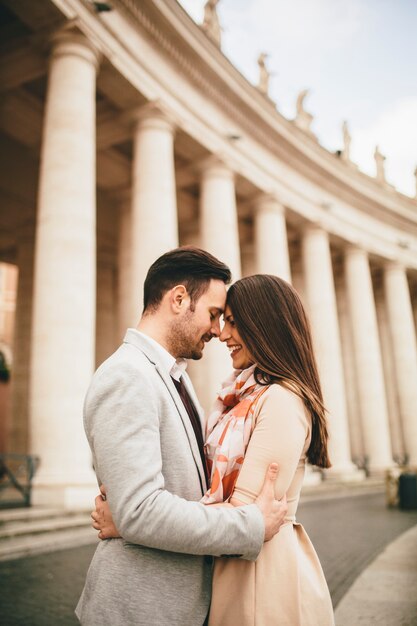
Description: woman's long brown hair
227,274,331,468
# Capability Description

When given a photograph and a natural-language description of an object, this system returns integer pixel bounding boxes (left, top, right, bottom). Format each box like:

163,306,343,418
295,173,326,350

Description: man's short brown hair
143,246,232,313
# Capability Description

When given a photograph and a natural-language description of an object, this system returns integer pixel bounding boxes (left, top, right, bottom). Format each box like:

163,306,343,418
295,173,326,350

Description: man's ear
170,285,190,313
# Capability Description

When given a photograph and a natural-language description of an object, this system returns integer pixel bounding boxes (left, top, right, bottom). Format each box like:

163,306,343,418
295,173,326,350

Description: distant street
1,490,417,626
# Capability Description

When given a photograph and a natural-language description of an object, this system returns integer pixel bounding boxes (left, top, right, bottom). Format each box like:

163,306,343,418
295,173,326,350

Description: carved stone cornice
49,0,417,253
110,0,417,224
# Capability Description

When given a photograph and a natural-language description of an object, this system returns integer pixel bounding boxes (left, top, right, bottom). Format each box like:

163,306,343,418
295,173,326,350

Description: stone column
301,226,359,477
254,194,291,281
95,199,117,364
374,285,404,462
9,223,35,454
384,263,417,465
29,30,100,508
197,157,241,413
335,272,364,466
200,157,241,280
96,241,116,368
290,252,306,303
116,194,134,340
413,295,417,338
345,247,392,472
294,241,323,482
128,104,178,318
411,282,417,340
241,242,256,277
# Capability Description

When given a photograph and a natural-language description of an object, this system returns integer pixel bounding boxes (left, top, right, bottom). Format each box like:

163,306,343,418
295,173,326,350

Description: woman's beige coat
209,384,335,626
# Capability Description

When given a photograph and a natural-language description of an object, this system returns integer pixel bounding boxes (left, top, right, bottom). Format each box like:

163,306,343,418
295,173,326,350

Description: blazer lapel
155,365,208,493
123,329,208,493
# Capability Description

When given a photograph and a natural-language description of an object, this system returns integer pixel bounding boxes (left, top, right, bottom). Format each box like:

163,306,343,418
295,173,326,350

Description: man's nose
211,318,221,337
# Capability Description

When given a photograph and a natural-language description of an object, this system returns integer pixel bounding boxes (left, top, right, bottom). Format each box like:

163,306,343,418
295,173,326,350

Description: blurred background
0,1,416,623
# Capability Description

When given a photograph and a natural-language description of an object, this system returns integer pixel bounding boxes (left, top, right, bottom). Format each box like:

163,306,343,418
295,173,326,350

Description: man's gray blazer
76,329,264,626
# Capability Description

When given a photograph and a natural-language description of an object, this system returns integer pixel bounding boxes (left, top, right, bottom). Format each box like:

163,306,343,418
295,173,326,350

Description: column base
367,464,396,479
303,466,323,486
31,482,98,510
324,465,366,483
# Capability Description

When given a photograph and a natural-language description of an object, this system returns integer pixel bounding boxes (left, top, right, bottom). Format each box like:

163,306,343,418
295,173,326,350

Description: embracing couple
76,246,334,626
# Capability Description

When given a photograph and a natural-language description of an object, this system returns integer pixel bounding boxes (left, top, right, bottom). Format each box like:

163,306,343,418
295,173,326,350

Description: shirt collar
171,358,188,381
136,331,187,381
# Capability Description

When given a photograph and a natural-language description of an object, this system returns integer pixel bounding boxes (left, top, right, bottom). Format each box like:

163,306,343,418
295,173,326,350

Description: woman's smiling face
220,305,254,370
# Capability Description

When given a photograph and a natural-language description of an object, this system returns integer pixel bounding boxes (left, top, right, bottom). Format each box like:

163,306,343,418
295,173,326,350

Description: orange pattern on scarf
201,365,269,504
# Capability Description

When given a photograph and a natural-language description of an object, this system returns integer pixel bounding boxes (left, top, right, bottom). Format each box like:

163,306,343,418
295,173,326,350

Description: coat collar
124,329,176,373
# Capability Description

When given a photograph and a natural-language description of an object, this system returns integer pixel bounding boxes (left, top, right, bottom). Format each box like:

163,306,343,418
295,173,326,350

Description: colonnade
7,29,417,507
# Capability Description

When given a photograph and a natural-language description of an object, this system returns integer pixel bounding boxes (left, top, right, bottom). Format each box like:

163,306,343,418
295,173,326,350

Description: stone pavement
298,487,417,609
335,524,417,626
0,486,416,625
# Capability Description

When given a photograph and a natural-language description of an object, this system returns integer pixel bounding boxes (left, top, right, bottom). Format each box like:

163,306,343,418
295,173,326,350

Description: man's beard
168,309,210,360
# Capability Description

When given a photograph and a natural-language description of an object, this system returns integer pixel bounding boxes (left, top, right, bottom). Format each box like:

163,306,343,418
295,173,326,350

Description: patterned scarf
201,365,269,504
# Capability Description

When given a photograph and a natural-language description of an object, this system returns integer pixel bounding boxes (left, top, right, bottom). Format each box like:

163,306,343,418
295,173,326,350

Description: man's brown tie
171,376,209,485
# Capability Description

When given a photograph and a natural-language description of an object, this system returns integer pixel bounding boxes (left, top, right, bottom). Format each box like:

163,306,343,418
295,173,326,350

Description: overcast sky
178,0,417,197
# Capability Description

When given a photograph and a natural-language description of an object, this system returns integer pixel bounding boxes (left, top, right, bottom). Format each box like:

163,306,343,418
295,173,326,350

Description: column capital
384,260,406,273
344,243,368,258
302,221,326,237
252,193,285,215
128,101,177,135
50,27,102,71
198,154,234,180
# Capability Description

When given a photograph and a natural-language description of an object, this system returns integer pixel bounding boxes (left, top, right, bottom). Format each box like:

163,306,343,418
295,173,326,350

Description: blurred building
0,263,17,358
0,262,17,451
0,0,416,508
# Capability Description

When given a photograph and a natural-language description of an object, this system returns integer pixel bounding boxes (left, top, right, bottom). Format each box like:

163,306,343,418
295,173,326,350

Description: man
76,247,287,626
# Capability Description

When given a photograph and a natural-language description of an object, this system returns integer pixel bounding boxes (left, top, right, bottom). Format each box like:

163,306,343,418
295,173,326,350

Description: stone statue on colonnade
202,0,221,46
374,145,386,183
341,121,351,162
257,53,270,95
294,88,314,135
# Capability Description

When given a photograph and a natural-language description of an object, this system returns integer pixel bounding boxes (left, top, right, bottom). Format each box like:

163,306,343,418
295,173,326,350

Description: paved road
1,490,417,626
298,491,417,607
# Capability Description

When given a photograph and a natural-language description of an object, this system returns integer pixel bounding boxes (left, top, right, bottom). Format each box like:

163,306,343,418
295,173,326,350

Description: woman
93,275,334,626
